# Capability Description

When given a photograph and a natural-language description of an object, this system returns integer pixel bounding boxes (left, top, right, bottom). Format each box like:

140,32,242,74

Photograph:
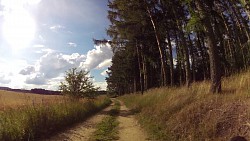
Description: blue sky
0,0,112,90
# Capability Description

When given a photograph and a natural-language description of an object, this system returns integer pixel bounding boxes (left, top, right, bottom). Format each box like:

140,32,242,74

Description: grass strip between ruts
90,100,120,141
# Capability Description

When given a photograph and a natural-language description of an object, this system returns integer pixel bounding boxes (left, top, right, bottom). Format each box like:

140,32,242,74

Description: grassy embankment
120,70,250,141
90,100,120,141
0,91,111,141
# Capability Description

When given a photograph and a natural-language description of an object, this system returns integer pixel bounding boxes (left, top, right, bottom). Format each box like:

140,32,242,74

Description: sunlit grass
0,95,111,141
120,69,250,141
0,90,64,110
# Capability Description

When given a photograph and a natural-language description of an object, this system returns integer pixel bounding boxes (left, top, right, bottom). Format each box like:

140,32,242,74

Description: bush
59,68,99,99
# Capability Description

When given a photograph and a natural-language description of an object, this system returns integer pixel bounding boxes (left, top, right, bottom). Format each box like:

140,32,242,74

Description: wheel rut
45,103,113,141
117,100,149,141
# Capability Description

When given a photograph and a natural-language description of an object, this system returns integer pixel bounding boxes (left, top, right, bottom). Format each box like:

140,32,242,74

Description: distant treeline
0,87,107,96
0,87,61,95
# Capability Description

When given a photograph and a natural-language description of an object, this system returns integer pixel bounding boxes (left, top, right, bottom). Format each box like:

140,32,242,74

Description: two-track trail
45,104,113,141
45,99,149,141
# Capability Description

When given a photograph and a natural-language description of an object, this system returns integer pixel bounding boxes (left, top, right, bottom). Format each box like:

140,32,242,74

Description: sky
0,0,112,90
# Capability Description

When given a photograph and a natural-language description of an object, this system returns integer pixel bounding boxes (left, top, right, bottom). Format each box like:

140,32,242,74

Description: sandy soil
117,100,149,141
45,104,113,141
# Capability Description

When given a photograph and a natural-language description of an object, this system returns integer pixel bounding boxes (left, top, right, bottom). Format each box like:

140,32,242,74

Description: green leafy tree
59,68,99,99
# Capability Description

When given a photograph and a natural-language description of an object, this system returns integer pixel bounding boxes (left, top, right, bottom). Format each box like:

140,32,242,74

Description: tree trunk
167,31,174,86
145,4,167,87
173,5,191,87
206,21,221,93
136,40,144,94
174,30,184,85
142,53,148,90
188,34,196,81
196,1,222,93
178,25,191,87
133,77,137,93
196,33,208,80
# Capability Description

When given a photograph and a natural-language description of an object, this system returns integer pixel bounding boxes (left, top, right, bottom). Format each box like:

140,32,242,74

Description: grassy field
120,70,250,141
0,90,64,110
0,91,111,141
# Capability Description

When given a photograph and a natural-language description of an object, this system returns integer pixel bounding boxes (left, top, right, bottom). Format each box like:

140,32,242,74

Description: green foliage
0,97,111,141
59,68,99,99
239,0,250,6
186,13,203,32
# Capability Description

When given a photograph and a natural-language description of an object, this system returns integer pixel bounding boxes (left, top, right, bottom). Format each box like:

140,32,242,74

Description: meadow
0,90,63,110
120,69,250,141
0,91,111,141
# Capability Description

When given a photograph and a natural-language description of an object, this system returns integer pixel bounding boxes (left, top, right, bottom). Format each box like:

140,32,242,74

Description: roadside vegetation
0,68,108,141
120,70,250,141
90,100,120,141
0,94,111,141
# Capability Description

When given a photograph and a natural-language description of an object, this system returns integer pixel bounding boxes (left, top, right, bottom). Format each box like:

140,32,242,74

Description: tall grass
120,70,250,141
0,96,111,141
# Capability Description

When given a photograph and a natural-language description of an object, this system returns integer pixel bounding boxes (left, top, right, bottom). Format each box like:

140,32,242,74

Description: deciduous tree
59,68,99,99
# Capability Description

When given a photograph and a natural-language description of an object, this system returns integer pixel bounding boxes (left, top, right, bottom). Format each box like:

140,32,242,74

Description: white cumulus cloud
37,52,86,79
97,59,112,69
3,43,113,90
83,44,113,70
25,73,46,85
24,51,86,86
19,66,35,75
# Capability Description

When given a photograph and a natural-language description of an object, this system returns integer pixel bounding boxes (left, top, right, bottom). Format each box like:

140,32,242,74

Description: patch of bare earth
117,100,149,141
45,104,113,141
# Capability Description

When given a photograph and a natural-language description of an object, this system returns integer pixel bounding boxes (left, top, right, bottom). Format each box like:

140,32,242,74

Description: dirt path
45,100,149,141
117,100,149,141
45,104,113,141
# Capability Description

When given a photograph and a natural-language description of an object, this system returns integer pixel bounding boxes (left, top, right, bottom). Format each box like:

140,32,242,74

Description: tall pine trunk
145,4,167,87
178,25,191,87
196,1,222,93
173,7,191,87
167,32,174,86
136,40,144,94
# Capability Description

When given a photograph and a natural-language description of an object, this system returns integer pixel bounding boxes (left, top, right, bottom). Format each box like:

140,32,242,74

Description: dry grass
0,90,65,110
0,93,111,141
120,70,250,141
